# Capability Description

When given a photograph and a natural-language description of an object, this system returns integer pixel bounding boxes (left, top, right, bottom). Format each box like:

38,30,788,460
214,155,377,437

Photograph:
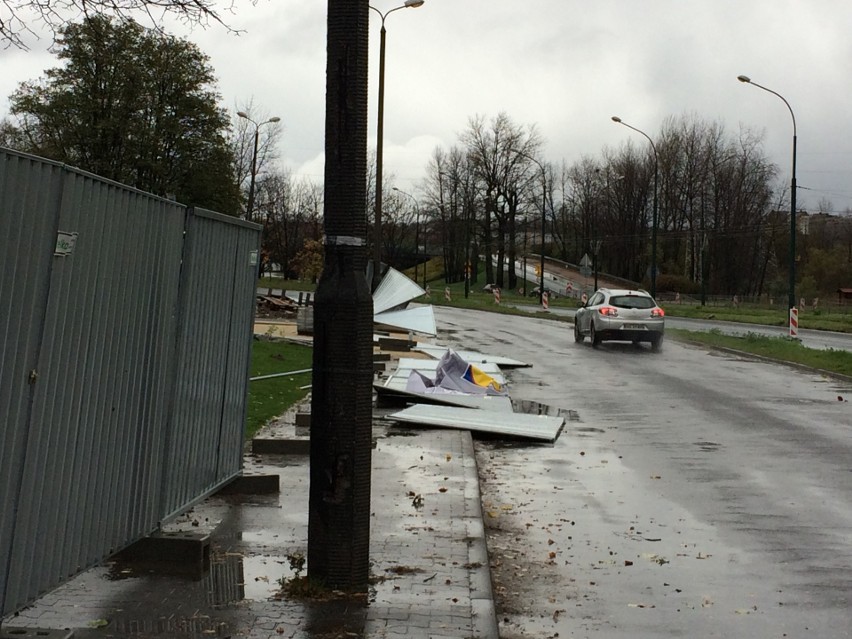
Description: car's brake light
651,308,665,317
599,306,618,317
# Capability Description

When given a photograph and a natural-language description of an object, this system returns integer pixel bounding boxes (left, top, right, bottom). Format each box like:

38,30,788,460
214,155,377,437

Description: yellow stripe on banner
466,365,502,391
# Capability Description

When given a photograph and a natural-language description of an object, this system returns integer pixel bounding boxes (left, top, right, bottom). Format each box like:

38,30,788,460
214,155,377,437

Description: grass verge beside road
665,304,852,333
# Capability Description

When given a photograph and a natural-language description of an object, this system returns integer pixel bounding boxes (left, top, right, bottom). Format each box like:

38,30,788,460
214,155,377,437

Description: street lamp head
268,117,281,123
404,0,425,7
737,75,751,83
237,111,249,119
611,116,622,123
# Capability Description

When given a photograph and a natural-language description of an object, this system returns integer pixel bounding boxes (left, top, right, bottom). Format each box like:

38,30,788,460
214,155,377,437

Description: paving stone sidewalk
1,408,497,639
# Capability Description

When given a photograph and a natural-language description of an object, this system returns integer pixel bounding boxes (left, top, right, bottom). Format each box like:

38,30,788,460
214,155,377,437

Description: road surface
434,306,852,638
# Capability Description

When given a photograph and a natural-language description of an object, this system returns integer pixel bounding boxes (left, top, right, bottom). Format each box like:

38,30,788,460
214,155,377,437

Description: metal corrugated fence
0,148,260,617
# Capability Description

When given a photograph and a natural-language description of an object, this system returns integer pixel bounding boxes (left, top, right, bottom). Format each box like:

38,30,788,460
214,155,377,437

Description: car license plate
624,323,644,329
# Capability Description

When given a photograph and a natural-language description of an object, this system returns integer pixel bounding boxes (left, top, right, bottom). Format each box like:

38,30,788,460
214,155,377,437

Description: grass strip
246,339,314,440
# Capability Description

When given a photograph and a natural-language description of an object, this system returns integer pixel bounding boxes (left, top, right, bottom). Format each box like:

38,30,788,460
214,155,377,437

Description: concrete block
294,412,311,428
378,337,411,351
111,532,210,578
0,629,75,639
217,474,280,495
252,438,310,455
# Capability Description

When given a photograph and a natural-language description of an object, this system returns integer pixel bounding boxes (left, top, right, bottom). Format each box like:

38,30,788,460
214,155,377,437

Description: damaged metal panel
387,403,564,442
372,266,425,314
373,384,514,411
374,305,436,336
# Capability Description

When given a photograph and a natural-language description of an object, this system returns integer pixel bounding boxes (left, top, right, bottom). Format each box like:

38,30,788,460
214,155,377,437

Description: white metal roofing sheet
374,305,436,336
387,403,564,442
373,384,514,411
372,266,425,314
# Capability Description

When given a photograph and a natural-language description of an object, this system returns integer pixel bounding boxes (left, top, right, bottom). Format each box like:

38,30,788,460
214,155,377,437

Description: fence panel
161,208,260,516
2,161,186,614
0,148,260,617
0,151,65,615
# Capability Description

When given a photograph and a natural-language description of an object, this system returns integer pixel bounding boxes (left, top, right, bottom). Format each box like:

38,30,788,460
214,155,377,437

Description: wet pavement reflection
5,413,491,639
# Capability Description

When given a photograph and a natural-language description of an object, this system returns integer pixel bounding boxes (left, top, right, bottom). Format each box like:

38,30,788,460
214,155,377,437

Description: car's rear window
610,295,655,309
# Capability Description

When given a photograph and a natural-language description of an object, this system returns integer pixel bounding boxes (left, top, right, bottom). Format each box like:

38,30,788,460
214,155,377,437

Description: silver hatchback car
574,288,665,351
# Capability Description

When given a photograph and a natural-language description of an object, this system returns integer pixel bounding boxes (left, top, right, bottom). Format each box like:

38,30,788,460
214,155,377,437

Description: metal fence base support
251,439,310,455
0,627,74,639
216,474,280,495
111,532,210,579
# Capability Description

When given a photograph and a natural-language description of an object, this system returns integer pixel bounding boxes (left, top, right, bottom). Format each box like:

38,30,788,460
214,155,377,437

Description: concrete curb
460,431,499,639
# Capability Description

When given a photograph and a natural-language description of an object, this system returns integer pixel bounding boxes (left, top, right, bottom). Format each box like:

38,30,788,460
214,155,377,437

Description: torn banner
405,349,508,397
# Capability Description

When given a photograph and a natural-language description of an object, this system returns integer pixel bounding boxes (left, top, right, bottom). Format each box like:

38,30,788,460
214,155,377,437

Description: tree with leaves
8,16,240,213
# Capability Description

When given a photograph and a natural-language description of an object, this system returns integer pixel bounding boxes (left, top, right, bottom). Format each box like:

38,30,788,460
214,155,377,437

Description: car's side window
589,293,603,306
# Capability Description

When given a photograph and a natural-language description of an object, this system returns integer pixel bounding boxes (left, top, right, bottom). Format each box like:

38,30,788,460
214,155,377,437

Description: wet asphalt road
435,306,852,638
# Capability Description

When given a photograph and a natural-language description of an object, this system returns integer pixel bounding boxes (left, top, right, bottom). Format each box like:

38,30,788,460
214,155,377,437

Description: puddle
239,555,289,601
240,530,283,544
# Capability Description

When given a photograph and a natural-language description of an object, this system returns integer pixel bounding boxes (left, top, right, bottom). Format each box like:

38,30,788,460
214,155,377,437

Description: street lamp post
737,75,798,312
392,186,420,287
522,216,528,295
237,111,280,222
513,149,548,305
369,0,425,291
611,116,658,298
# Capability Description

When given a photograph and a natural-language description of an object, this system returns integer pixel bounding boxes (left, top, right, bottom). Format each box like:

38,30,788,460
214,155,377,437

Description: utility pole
308,0,374,592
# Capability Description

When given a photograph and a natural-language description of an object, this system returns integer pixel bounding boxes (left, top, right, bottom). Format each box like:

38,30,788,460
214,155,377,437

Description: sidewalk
2,403,497,639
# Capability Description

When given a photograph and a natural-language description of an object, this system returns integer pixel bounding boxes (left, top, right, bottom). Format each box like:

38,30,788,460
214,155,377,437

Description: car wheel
591,323,602,347
651,335,663,353
574,321,584,343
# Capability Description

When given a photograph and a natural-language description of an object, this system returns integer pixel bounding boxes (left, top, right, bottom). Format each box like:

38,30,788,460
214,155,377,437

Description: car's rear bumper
594,317,664,342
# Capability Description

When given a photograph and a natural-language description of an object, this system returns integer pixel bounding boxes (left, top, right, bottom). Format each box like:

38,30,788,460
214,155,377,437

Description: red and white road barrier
789,306,799,338
542,291,549,310
493,288,501,304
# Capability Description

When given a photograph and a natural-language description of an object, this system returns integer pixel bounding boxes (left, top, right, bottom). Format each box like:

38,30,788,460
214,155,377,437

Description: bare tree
461,112,540,288
1,0,252,49
255,170,322,278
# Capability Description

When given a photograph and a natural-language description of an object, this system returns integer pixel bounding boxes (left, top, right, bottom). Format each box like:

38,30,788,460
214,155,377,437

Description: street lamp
611,116,658,298
237,111,280,222
392,186,420,287
737,74,798,312
369,0,425,291
513,149,548,306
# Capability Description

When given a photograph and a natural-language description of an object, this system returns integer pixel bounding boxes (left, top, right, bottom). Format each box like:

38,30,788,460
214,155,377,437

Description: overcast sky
2,0,851,213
